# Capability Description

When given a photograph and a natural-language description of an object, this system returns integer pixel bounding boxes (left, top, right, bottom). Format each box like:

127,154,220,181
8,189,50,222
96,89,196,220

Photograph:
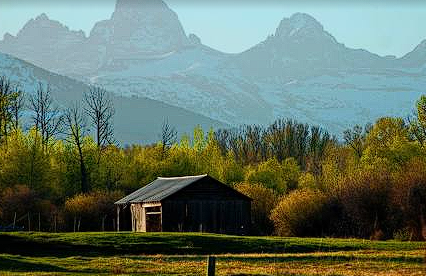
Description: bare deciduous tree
29,83,63,151
214,118,333,170
0,77,14,142
343,124,371,159
160,119,177,159
10,85,25,132
84,86,115,149
64,104,89,193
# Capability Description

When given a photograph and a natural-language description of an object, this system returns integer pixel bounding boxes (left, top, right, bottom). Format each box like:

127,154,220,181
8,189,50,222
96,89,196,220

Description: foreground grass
0,232,424,275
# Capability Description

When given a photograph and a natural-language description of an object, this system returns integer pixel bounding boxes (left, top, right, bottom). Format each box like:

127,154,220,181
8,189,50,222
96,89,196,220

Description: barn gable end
163,175,251,201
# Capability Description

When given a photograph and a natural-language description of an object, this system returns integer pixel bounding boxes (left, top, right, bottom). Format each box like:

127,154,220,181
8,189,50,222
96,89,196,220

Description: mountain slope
400,40,426,68
0,51,227,144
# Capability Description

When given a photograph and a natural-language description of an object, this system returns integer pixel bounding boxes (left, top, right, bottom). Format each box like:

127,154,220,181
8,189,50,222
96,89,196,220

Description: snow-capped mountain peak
105,0,189,58
35,13,49,21
16,13,85,40
276,13,323,37
274,13,337,45
114,0,168,12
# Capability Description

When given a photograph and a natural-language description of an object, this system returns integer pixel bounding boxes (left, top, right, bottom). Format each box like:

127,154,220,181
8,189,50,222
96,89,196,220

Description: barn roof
115,175,208,205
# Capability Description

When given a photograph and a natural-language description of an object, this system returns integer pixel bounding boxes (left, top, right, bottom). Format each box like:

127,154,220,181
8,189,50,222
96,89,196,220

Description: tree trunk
78,145,89,193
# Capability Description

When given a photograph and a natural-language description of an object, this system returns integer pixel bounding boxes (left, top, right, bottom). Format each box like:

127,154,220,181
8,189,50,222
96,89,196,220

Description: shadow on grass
0,233,357,257
0,234,107,257
1,233,422,258
0,256,104,274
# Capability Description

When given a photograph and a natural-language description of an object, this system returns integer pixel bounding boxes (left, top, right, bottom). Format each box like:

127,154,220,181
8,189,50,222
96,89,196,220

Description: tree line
0,76,425,240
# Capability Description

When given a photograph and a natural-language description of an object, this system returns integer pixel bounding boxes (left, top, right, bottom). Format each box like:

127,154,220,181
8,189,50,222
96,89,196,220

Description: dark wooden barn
115,175,251,235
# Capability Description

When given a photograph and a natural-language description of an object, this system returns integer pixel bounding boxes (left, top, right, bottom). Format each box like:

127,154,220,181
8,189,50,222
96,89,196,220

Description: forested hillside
0,76,425,240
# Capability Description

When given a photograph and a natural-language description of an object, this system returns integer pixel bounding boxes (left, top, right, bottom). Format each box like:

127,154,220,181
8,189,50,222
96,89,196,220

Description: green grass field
0,232,425,275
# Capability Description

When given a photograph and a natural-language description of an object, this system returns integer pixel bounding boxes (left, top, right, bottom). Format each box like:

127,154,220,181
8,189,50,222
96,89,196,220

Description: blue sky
1,1,425,57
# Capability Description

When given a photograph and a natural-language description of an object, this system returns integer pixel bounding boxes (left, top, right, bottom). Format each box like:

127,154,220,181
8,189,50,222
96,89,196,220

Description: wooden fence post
27,213,31,232
54,214,57,233
101,215,107,232
13,212,16,229
207,256,216,276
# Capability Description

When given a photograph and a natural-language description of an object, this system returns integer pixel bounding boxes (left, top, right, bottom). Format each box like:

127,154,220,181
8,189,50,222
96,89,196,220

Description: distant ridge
0,51,227,145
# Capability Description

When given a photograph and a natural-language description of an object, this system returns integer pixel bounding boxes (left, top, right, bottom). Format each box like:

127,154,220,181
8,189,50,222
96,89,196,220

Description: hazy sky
1,0,425,57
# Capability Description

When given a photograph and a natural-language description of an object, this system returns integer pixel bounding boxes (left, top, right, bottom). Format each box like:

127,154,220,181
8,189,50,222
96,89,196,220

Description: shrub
235,182,278,235
0,185,56,231
393,227,411,241
270,189,330,237
337,167,393,239
298,172,317,190
0,185,37,225
64,190,124,231
392,157,426,241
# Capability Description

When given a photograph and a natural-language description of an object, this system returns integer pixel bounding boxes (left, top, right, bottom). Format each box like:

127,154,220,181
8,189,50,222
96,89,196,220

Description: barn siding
162,199,250,234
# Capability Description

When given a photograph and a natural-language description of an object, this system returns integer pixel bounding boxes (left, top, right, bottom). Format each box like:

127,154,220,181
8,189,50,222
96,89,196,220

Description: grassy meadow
0,232,424,275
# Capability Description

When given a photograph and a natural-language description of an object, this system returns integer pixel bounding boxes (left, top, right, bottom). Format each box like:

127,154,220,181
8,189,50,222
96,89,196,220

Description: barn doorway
145,206,162,232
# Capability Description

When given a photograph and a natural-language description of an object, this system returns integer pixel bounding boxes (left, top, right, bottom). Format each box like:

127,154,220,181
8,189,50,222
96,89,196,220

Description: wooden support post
116,206,120,232
160,205,163,232
207,256,216,276
141,206,146,232
38,212,41,232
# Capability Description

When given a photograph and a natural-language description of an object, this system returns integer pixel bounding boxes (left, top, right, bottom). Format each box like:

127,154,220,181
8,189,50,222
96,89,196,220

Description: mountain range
0,51,226,144
1,0,426,143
